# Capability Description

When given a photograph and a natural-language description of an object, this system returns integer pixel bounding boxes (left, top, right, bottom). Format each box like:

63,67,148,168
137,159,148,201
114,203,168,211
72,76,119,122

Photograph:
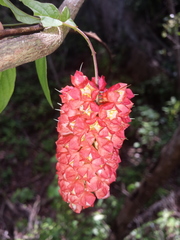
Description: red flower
56,71,134,213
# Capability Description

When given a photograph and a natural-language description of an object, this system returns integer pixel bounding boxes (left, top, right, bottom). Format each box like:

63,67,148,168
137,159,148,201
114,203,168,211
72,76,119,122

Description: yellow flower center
90,121,102,132
106,107,118,120
80,83,94,98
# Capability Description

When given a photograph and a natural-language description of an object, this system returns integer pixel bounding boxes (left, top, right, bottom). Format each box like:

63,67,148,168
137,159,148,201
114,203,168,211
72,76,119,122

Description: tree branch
0,0,85,71
112,124,180,239
130,189,180,229
0,24,44,39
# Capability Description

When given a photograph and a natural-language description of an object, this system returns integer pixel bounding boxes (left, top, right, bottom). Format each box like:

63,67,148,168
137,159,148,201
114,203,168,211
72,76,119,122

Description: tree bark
0,0,85,71
111,125,180,239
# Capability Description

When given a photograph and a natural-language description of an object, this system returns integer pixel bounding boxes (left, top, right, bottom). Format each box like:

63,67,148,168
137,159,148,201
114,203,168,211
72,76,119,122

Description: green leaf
20,0,61,19
0,0,6,7
64,18,77,27
0,0,40,24
0,68,16,113
60,6,70,22
35,57,53,108
40,16,62,28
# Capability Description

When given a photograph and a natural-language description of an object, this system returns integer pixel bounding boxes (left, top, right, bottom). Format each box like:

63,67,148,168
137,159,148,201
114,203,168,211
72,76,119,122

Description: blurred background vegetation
0,0,180,239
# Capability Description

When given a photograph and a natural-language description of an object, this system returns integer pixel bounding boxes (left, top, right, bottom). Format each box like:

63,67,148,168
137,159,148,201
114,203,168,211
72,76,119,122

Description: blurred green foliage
11,187,34,203
131,95,179,156
162,12,180,37
125,210,180,240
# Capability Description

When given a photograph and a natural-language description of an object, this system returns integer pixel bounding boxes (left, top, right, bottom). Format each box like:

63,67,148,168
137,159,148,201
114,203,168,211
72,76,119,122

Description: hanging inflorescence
56,71,134,213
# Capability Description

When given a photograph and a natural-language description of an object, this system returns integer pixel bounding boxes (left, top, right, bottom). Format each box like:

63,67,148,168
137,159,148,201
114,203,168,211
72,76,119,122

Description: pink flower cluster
56,71,134,213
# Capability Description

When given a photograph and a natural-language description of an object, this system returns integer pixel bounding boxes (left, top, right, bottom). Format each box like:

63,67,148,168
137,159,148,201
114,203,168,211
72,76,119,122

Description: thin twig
131,189,180,229
84,31,113,77
27,196,41,231
0,24,44,39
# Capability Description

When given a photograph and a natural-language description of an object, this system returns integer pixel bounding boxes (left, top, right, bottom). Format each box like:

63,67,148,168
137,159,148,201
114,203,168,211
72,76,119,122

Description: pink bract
56,71,134,213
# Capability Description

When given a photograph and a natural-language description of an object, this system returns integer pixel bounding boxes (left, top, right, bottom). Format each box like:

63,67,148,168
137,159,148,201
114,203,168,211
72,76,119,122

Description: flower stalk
63,23,99,87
